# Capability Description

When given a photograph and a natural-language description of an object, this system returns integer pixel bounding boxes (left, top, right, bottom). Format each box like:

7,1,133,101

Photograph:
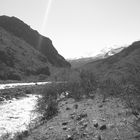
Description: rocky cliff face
0,15,71,67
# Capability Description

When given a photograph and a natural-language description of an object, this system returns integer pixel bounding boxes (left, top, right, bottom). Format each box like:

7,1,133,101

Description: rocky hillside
0,16,70,80
0,27,51,80
18,93,139,140
0,15,70,67
82,41,140,81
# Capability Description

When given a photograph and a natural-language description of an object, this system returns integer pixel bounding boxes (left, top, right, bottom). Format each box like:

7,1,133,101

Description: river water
0,81,52,90
0,82,50,137
0,94,40,137
0,81,63,137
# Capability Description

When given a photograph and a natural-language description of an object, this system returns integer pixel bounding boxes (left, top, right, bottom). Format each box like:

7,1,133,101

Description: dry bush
121,83,140,118
65,81,83,100
36,70,99,121
35,83,66,121
41,100,58,121
99,78,122,101
79,70,98,97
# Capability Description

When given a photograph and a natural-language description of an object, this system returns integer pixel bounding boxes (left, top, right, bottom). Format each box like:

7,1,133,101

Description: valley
0,14,140,140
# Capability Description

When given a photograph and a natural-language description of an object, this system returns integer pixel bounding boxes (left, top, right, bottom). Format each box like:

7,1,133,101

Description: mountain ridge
69,46,125,68
81,41,140,81
0,15,70,80
0,27,51,80
0,15,71,67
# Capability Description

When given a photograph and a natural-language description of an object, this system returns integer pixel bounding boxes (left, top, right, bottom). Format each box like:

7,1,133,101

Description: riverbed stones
94,122,99,128
99,124,107,130
76,113,88,121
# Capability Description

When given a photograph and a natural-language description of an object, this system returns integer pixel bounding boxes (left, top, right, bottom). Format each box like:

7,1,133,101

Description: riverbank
0,84,45,139
0,76,140,140
0,84,46,102
22,93,140,140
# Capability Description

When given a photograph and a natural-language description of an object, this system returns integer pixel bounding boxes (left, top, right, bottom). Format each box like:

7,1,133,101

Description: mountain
0,16,70,67
68,55,103,68
0,27,51,80
69,47,125,68
81,41,140,81
0,15,70,80
103,47,125,58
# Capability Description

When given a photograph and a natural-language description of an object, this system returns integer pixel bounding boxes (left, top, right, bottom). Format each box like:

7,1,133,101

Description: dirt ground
24,93,140,140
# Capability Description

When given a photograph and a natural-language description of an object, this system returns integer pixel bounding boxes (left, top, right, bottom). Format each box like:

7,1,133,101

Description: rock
74,104,78,109
70,113,75,119
98,104,103,108
66,107,71,110
48,127,53,130
100,118,106,122
108,123,115,129
66,137,73,140
100,125,107,130
98,135,102,140
62,122,68,126
92,120,99,128
0,97,4,101
63,127,67,130
76,113,87,121
80,122,88,129
66,135,73,140
94,123,99,128
132,110,139,118
81,132,88,138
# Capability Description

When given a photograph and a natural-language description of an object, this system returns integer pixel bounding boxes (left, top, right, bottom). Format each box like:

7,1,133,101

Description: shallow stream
0,94,40,137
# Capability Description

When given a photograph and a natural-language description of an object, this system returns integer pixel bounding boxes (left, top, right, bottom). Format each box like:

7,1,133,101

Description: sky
0,0,140,59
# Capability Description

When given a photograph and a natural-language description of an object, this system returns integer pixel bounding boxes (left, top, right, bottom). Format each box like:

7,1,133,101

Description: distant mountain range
103,47,125,57
69,47,125,68
0,15,70,80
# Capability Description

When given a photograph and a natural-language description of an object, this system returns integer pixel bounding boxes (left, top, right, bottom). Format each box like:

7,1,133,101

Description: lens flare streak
40,0,53,34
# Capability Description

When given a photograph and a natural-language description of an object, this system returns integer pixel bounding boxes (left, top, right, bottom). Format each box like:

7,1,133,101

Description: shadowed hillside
81,41,140,81
0,27,51,80
0,15,71,67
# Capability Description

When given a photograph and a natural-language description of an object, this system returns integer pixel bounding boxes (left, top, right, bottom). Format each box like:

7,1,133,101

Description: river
0,81,51,137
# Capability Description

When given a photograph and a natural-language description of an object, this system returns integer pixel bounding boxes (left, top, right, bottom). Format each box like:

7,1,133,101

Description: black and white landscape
0,1,140,140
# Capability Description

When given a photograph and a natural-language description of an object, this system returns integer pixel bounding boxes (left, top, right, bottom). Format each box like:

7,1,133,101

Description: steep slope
82,41,140,80
0,15,70,67
0,27,50,80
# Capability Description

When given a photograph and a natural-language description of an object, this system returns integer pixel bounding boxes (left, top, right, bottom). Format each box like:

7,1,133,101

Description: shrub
36,66,50,76
66,81,83,100
79,70,98,97
7,72,21,80
36,70,100,121
38,74,48,81
99,78,122,101
41,100,58,121
36,83,66,120
122,84,140,117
